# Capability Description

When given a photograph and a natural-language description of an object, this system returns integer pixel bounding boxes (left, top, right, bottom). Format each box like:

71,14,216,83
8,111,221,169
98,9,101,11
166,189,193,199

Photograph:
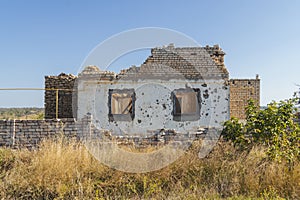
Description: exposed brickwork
141,44,229,80
0,118,206,149
116,44,229,81
44,45,259,121
229,75,260,119
44,73,77,119
0,119,77,148
203,44,226,68
0,120,14,147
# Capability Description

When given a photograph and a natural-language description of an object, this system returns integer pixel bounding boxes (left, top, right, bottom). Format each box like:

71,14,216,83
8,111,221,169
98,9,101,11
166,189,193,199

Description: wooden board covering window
111,93,132,114
174,92,197,114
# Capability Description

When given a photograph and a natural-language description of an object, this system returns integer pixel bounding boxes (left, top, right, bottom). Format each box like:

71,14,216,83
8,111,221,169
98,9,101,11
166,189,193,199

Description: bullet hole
203,90,209,99
162,104,166,109
147,114,149,117
142,92,144,95
206,113,209,116
201,83,207,87
138,120,142,123
150,123,152,125
185,83,190,88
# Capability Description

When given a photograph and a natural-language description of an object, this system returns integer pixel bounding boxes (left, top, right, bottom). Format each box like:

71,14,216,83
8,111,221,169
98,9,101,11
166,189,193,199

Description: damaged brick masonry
45,44,260,121
0,44,260,148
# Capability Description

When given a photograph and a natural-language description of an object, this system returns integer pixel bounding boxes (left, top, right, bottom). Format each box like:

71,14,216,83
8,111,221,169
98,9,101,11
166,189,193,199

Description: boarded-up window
109,89,135,121
173,89,200,121
111,93,132,114
174,92,197,114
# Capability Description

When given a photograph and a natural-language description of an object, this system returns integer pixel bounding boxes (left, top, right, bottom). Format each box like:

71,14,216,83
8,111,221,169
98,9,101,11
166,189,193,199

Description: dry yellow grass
0,137,299,199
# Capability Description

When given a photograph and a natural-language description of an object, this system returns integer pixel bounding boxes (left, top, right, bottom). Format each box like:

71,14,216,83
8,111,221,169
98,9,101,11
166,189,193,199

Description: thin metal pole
56,89,59,119
12,119,15,146
0,88,73,91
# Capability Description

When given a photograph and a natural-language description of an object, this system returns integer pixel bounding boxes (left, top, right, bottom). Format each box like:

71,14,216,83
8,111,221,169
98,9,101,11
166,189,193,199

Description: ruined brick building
45,44,260,122
76,45,230,136
38,45,261,156
0,44,260,149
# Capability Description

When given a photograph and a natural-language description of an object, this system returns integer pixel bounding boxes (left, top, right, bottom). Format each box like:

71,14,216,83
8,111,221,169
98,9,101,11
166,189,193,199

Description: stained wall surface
77,78,230,135
77,45,230,135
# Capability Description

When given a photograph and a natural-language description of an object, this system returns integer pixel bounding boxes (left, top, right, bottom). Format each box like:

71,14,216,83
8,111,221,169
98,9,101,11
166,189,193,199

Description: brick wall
0,119,77,148
141,45,229,80
44,73,77,119
0,118,206,149
229,75,260,119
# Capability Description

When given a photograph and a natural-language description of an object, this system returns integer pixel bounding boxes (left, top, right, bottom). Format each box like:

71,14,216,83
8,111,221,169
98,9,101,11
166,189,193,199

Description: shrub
222,98,300,165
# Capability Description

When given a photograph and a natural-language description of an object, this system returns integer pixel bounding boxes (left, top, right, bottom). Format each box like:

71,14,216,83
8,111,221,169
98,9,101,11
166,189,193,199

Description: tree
222,98,300,164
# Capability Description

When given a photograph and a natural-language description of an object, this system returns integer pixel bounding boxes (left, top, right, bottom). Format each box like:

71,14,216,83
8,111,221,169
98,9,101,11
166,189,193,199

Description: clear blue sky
0,0,299,107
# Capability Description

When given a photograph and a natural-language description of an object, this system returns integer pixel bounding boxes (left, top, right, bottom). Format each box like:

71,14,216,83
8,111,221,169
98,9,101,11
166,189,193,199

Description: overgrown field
0,99,299,199
0,138,299,199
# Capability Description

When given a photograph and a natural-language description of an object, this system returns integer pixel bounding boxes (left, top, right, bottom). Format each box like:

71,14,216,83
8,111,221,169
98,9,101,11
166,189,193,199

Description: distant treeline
0,107,44,120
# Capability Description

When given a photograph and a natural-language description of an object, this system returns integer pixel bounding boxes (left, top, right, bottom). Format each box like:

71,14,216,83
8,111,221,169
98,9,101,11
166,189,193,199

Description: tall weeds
0,138,299,199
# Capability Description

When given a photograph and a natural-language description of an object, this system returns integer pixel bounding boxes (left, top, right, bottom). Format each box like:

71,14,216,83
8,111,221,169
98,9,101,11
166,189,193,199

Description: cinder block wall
0,119,77,148
0,118,206,149
229,76,260,119
44,73,77,119
0,120,14,147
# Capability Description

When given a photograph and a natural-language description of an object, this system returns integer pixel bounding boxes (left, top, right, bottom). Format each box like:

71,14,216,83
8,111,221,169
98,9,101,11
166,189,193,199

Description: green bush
222,98,300,164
